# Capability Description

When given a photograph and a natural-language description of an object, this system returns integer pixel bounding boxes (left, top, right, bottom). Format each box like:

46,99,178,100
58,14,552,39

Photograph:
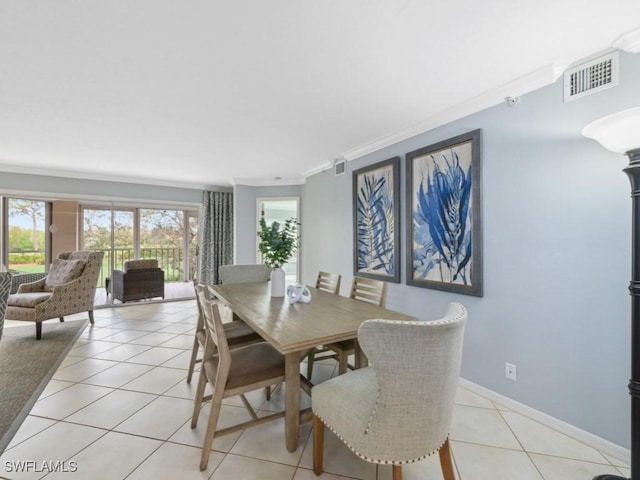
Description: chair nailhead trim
314,412,450,466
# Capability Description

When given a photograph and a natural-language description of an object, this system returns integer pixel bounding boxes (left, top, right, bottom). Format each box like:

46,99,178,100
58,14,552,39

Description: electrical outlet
505,363,517,381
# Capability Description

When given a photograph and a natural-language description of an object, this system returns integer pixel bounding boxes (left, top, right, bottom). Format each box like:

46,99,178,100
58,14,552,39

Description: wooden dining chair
312,303,467,480
186,284,262,384
191,285,290,471
349,277,387,308
325,277,387,375
302,271,342,379
315,271,342,294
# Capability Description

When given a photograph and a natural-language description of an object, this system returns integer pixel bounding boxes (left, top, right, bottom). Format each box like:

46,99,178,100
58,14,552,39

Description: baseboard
458,378,631,465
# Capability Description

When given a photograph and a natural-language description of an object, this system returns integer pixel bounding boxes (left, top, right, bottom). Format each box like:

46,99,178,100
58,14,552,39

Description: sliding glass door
81,205,197,286
140,208,185,282
82,207,135,286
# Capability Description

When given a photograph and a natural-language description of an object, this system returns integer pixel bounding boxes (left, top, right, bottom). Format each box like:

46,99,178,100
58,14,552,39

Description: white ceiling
1,1,639,189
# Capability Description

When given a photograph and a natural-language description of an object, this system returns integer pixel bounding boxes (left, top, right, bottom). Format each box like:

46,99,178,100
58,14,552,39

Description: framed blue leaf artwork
406,130,483,296
353,157,401,283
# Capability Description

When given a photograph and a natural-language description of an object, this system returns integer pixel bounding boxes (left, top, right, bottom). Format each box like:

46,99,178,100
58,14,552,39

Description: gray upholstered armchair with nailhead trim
312,302,467,480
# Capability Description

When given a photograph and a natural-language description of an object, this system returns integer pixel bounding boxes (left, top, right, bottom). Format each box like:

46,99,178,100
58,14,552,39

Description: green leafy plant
257,217,299,269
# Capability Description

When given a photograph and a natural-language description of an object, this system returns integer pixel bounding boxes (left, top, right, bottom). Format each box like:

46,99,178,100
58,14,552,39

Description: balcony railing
9,247,198,287
95,247,197,286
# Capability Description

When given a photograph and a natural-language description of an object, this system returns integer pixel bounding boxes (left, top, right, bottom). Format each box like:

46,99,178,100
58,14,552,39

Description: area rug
0,319,88,453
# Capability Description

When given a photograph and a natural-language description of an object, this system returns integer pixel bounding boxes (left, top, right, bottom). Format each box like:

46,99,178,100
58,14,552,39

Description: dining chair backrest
196,285,231,384
349,277,387,308
191,285,287,471
193,284,206,334
356,302,467,461
186,283,208,384
219,264,271,284
315,271,341,294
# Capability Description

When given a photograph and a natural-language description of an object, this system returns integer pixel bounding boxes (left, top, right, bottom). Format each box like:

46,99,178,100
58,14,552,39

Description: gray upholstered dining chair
218,264,271,284
312,302,467,480
216,263,270,328
191,285,288,471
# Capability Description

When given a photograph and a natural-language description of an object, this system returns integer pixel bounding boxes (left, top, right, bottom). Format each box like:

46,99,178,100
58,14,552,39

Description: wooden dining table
209,281,416,452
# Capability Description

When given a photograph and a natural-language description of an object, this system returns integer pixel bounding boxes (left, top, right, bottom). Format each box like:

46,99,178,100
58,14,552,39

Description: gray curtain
198,191,233,285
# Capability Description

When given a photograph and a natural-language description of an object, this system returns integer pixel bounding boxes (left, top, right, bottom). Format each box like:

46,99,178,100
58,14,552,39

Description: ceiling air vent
563,51,619,103
334,159,346,176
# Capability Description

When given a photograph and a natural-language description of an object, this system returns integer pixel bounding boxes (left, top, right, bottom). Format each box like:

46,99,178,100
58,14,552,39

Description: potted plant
257,216,299,297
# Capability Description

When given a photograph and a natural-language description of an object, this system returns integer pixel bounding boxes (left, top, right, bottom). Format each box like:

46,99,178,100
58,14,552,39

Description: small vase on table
257,215,299,298
270,268,286,297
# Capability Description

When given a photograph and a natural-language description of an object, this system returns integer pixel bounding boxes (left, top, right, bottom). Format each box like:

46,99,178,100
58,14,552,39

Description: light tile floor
0,300,631,480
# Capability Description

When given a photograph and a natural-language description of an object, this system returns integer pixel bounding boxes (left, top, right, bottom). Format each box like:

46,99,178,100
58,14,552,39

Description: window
82,206,135,286
3,198,49,273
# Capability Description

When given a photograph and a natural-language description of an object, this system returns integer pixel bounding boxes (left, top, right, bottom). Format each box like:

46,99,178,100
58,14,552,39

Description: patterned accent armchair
5,251,104,340
312,302,467,480
110,259,164,303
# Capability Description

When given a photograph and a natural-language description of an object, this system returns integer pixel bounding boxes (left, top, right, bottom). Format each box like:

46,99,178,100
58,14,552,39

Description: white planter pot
270,268,286,297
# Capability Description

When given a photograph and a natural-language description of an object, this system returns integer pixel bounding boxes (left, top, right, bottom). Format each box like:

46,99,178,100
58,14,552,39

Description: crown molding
232,176,306,187
0,163,211,190
340,64,564,162
301,161,333,178
613,27,640,53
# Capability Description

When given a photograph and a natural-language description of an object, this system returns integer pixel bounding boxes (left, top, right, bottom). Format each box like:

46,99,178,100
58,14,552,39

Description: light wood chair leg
186,337,200,384
392,465,402,480
438,438,455,480
191,366,208,428
313,414,324,475
200,390,224,471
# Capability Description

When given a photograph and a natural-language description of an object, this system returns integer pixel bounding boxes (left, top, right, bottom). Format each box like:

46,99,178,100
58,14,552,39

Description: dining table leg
284,351,301,452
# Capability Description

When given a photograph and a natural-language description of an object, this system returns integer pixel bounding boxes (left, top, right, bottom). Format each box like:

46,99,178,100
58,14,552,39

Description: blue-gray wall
302,51,640,448
234,184,303,265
